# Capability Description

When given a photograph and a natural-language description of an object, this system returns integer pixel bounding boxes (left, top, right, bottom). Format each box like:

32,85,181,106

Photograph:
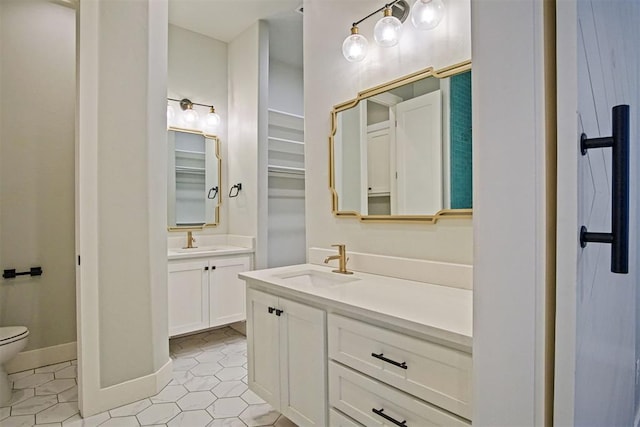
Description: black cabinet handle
268,307,275,314
371,352,407,369
580,104,630,273
204,266,209,271
372,408,407,427
275,309,283,316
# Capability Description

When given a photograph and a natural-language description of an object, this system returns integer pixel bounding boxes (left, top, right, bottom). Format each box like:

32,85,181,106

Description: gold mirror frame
168,127,222,231
329,60,473,224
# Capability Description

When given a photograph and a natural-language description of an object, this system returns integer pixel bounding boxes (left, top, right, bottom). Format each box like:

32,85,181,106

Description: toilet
0,326,29,404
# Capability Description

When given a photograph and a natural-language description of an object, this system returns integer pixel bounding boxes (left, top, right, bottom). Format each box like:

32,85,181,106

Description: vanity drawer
330,362,469,426
329,408,364,427
328,314,472,419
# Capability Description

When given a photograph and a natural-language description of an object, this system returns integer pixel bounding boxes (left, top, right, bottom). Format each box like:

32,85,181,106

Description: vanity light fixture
182,103,199,125
206,106,221,129
411,0,445,30
167,98,220,132
373,6,403,47
342,0,444,62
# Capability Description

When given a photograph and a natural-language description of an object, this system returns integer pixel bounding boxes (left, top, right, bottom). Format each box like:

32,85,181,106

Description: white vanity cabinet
168,259,209,336
241,264,473,427
328,314,472,425
246,288,326,427
168,254,250,336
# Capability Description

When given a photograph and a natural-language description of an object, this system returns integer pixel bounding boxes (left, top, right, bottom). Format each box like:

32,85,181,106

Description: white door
395,90,442,215
246,288,281,408
367,127,391,195
555,1,638,425
279,297,327,427
168,259,209,336
209,256,250,327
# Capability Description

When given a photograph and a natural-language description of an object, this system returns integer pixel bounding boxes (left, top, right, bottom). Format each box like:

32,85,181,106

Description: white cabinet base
169,255,251,337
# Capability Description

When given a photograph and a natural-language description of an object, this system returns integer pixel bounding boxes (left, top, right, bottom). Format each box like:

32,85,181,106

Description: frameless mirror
330,61,472,223
167,128,221,230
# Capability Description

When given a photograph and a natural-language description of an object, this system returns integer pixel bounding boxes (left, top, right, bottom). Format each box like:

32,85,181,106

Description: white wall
228,21,269,268
0,0,76,352
472,0,549,424
168,24,228,235
269,59,303,116
303,0,472,264
77,0,170,415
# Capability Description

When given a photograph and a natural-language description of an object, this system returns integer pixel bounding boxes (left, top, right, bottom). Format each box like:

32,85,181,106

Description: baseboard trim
229,321,246,336
80,358,173,418
6,341,77,374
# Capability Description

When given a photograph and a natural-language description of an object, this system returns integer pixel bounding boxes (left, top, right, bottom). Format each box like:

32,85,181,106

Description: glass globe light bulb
342,26,368,62
183,105,199,124
206,107,221,129
373,8,403,47
411,0,445,30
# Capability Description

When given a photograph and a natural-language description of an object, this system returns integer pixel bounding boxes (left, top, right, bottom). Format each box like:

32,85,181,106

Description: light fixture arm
167,97,215,111
352,0,400,27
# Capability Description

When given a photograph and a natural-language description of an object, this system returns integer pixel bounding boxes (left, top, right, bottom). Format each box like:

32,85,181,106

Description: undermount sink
172,246,221,253
274,269,360,287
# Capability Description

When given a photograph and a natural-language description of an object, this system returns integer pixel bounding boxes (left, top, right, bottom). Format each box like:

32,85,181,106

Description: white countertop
239,263,472,350
168,245,254,260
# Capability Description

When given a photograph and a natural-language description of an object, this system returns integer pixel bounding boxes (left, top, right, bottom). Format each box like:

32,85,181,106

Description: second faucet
324,244,353,274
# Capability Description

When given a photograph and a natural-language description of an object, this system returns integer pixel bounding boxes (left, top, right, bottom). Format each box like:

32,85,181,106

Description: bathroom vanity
239,263,472,426
167,235,254,337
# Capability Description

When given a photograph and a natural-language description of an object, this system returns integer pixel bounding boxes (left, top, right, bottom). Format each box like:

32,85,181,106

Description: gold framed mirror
329,60,472,223
167,127,222,231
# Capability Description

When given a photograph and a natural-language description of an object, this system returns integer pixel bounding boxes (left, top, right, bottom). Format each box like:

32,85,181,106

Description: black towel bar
3,267,43,279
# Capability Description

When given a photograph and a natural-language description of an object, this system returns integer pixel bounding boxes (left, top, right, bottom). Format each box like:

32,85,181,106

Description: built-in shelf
268,137,304,155
268,108,304,133
176,166,205,175
268,164,305,179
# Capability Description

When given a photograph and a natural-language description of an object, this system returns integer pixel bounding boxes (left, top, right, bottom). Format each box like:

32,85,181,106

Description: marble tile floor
0,327,297,427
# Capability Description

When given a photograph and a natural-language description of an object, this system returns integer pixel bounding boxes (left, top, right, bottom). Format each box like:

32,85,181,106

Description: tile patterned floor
0,327,296,427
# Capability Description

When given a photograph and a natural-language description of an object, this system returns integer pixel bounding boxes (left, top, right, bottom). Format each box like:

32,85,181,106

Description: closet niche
330,61,472,223
167,128,221,230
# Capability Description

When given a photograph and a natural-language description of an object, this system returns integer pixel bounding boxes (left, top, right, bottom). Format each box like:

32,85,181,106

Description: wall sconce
342,0,445,62
167,97,220,133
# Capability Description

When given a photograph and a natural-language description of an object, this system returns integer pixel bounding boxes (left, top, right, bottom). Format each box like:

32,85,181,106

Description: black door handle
268,307,275,314
580,104,630,274
275,309,283,316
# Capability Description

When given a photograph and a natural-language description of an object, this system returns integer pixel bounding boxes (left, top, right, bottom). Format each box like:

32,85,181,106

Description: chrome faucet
324,244,352,274
183,231,197,249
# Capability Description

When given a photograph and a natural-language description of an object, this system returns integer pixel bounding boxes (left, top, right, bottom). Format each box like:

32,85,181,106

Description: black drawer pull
371,352,408,369
372,408,407,427
275,309,283,316
268,307,275,314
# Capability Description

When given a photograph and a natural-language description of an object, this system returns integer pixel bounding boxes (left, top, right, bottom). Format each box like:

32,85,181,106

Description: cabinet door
209,255,250,327
246,288,281,409
367,127,391,195
279,297,327,427
168,259,209,336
